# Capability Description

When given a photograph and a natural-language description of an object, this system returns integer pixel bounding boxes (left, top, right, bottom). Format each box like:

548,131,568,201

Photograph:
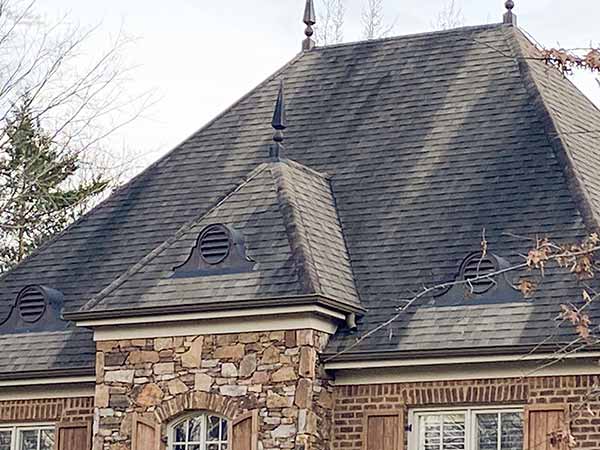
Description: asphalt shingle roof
79,160,359,313
1,23,600,374
0,328,94,376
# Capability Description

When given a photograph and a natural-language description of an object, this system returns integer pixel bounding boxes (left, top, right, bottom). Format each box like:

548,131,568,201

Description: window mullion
467,410,472,450
201,415,206,450
497,413,501,450
440,415,443,450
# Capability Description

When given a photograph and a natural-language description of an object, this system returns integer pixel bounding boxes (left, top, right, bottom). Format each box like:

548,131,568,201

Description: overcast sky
35,0,600,172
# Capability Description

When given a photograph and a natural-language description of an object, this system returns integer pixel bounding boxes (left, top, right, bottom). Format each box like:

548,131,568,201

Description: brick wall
0,397,94,423
333,376,600,449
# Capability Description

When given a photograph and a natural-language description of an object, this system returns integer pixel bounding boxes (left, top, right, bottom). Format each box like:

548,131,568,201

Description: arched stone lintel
154,391,242,424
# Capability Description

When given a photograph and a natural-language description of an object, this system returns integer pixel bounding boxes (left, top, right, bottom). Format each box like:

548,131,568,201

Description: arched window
168,413,229,450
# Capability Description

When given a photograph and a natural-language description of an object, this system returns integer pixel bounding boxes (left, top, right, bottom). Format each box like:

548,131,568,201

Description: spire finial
270,80,287,160
302,0,316,51
503,0,517,26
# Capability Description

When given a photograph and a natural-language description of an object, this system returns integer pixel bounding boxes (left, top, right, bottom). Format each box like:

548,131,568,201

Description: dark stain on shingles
2,24,600,371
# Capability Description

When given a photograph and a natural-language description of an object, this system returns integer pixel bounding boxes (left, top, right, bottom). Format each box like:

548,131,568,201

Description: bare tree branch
361,0,395,40
315,0,345,46
0,0,153,271
432,0,464,31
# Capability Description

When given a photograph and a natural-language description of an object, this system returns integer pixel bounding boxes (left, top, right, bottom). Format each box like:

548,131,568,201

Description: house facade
0,1,599,450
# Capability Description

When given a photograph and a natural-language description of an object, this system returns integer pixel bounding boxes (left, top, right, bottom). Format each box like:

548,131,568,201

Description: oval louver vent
17,287,47,323
199,225,231,264
462,255,497,294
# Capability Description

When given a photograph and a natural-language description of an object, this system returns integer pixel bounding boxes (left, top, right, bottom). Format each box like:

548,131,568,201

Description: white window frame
408,406,524,450
0,423,55,450
167,412,229,450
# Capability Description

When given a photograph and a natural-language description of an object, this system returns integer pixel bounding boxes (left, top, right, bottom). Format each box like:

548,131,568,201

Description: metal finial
503,0,517,26
302,0,316,51
270,80,287,160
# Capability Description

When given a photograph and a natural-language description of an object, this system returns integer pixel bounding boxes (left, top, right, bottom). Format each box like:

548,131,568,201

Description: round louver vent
199,225,231,265
17,286,47,323
461,255,497,294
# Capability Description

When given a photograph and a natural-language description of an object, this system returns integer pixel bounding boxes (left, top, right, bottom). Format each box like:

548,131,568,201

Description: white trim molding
408,406,524,450
332,358,600,385
0,378,95,401
325,351,600,371
82,305,345,341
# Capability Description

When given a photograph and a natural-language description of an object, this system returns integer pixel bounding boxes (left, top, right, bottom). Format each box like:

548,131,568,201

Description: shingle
1,23,600,373
81,160,359,312
0,328,94,374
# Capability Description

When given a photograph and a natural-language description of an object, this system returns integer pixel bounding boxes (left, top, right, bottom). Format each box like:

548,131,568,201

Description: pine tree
0,99,109,272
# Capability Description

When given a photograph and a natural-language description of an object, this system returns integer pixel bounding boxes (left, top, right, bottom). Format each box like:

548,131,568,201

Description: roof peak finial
503,0,517,26
270,79,287,160
302,0,316,51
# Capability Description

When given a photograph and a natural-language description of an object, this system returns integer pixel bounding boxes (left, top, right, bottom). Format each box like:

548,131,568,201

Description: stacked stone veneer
95,330,333,450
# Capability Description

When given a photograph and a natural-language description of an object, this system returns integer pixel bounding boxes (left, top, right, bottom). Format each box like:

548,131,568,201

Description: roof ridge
269,159,360,305
518,28,600,117
504,26,600,231
77,163,271,312
280,157,331,180
269,161,323,295
313,22,506,52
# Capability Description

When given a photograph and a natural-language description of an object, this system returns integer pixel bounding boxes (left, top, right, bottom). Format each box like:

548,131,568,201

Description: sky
34,0,600,174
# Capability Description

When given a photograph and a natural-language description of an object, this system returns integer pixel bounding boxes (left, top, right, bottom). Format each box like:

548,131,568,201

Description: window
0,425,54,450
169,413,229,450
411,408,523,450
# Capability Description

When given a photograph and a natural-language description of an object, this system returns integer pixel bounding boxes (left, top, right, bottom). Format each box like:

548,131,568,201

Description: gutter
65,294,366,322
322,344,600,369
0,367,95,384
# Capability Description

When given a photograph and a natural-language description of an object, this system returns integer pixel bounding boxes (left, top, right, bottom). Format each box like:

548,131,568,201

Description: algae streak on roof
1,23,600,375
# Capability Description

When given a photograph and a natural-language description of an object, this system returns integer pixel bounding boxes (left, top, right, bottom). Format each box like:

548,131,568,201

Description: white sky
35,0,600,173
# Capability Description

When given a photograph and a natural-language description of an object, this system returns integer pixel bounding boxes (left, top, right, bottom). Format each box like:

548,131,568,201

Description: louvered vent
199,225,231,264
462,255,497,294
17,286,47,323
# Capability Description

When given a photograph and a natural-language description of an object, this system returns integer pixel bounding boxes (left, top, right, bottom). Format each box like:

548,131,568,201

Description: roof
76,159,360,314
1,22,600,375
0,328,95,378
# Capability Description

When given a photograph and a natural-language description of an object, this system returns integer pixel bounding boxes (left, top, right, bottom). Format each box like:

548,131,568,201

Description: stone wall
95,330,333,450
333,375,600,450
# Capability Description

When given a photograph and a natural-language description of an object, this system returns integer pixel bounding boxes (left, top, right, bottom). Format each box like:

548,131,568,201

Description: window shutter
231,410,258,450
55,421,92,450
363,410,404,450
132,413,161,450
524,404,569,450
